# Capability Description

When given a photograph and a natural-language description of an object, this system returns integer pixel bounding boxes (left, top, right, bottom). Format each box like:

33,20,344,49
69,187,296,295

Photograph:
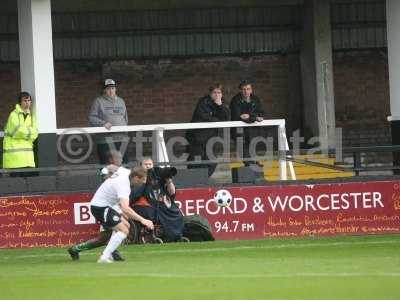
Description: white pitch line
88,272,400,279
0,239,399,260
2,270,400,279
143,239,400,254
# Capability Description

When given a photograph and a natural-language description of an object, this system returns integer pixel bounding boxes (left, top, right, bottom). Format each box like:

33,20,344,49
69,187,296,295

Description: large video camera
146,166,177,203
148,166,177,183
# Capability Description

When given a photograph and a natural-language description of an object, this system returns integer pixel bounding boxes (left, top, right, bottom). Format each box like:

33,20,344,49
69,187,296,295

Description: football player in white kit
90,166,154,263
68,151,132,261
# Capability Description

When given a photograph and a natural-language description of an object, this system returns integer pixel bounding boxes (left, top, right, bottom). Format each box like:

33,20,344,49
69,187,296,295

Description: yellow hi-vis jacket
2,104,38,168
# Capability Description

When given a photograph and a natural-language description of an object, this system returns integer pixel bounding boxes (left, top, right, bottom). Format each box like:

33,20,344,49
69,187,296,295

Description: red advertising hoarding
1,180,400,248
175,181,400,239
0,193,97,248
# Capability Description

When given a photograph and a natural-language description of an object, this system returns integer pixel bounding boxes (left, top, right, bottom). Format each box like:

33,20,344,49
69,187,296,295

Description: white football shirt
91,167,131,207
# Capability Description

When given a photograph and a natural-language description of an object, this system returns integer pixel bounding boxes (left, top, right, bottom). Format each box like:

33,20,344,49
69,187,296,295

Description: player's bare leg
68,210,132,261
98,222,130,263
121,216,130,228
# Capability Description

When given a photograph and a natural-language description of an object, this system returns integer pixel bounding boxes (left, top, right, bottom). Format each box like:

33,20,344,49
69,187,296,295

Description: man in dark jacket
230,80,265,166
130,157,184,242
186,84,230,177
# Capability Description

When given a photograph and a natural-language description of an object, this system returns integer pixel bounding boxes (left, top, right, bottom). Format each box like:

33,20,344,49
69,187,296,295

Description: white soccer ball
213,189,233,207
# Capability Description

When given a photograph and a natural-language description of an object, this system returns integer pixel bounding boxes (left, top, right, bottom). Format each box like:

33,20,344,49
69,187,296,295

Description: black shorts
91,205,122,229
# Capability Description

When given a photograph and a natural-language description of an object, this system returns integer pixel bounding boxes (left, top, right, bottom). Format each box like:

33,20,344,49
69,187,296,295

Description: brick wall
26,55,300,131
333,50,391,146
0,50,392,162
103,55,300,129
55,62,103,128
0,64,20,127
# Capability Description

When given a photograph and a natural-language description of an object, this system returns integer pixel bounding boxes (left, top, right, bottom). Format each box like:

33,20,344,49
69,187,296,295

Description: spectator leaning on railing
186,83,230,177
88,79,129,165
230,80,265,167
2,92,38,176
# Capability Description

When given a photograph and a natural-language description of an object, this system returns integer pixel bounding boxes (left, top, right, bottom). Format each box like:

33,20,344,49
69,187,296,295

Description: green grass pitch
1,235,399,300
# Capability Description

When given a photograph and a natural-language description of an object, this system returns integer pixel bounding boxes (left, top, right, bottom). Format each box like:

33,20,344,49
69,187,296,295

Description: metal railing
1,119,296,180
283,145,400,177
4,121,399,179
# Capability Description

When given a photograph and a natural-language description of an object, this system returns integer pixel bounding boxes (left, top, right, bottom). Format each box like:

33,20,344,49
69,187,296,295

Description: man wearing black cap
89,79,129,165
230,80,265,167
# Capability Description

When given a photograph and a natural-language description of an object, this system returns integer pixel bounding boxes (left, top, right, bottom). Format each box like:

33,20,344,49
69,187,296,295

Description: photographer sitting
130,157,184,242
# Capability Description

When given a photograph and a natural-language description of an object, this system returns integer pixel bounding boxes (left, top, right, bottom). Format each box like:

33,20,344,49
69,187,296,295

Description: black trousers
242,135,256,166
234,133,258,166
97,142,129,165
187,143,217,177
9,168,38,177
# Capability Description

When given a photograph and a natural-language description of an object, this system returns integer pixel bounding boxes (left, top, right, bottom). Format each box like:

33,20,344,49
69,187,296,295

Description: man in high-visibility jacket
2,92,38,171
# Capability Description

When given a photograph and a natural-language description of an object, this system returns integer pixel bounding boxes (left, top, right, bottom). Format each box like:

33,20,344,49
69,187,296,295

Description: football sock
101,231,127,259
72,240,100,252
72,231,112,252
